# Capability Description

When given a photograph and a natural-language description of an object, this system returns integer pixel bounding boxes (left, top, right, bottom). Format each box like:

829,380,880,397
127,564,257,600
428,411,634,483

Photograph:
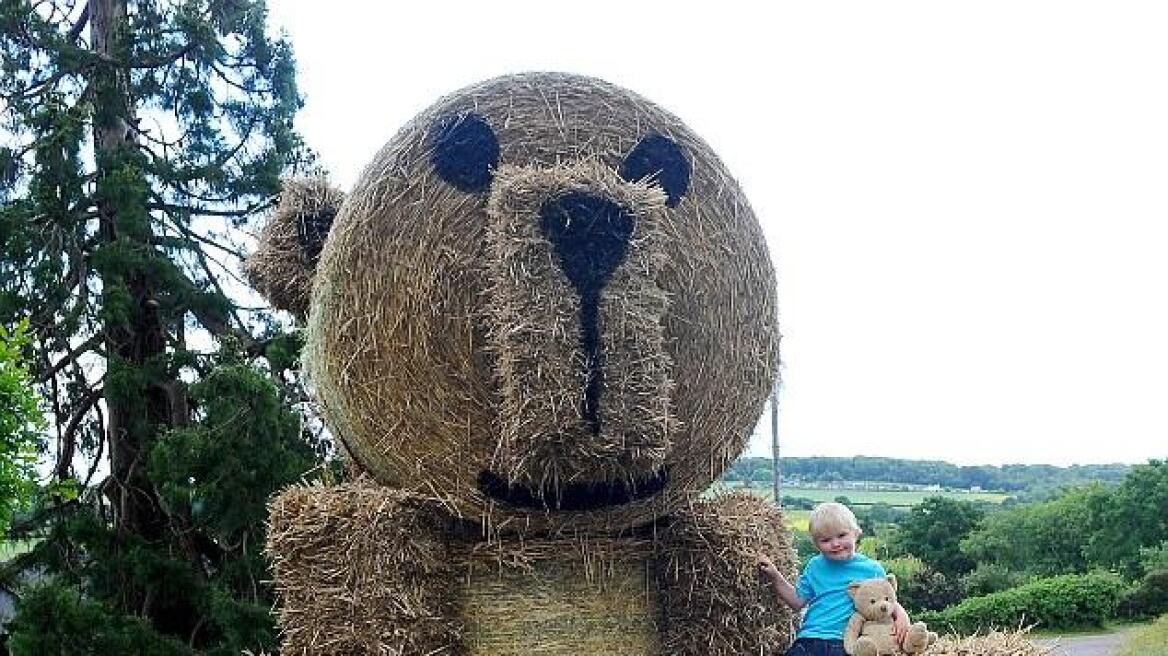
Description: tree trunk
90,0,180,618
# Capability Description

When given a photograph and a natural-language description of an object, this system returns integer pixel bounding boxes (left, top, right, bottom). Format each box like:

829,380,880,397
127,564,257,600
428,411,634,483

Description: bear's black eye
430,112,499,193
618,133,690,207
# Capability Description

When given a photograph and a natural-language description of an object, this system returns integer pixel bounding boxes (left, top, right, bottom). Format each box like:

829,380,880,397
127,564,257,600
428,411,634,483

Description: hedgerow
918,572,1127,633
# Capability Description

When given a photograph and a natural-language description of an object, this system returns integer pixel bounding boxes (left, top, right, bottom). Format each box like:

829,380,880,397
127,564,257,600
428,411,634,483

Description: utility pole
770,383,781,507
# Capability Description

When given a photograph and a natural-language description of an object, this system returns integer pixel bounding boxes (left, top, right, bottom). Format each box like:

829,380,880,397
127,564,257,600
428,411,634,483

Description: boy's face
812,527,859,561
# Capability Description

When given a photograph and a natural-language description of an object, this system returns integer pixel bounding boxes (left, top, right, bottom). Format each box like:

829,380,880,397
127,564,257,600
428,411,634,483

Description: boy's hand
892,604,911,644
756,553,783,582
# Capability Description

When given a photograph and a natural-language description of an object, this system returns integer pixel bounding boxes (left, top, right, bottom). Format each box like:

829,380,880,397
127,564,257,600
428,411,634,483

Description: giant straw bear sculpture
248,72,800,655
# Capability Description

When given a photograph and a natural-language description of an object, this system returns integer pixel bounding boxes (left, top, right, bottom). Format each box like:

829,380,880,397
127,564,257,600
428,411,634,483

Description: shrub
884,555,925,583
918,572,1127,633
1140,541,1168,575
898,566,964,613
961,562,1031,598
1117,570,1168,620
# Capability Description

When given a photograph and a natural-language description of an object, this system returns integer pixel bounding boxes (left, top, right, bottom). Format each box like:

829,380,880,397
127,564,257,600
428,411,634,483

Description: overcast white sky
265,1,1168,467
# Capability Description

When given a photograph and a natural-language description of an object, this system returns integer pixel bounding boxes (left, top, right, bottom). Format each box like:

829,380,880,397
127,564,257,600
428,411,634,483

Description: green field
714,482,1010,508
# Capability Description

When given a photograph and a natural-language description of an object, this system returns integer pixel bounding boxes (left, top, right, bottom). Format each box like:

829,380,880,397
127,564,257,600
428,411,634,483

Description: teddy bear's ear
430,112,499,193
886,574,898,592
244,177,345,321
847,581,862,599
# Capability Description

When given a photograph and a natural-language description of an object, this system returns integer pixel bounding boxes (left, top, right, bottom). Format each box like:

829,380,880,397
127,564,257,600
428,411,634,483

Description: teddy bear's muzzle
481,161,677,509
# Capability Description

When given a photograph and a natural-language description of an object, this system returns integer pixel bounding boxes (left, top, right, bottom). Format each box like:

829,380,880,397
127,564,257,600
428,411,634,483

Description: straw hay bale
267,483,800,656
924,629,1054,655
656,492,800,655
456,536,660,655
297,72,779,533
266,480,462,655
245,178,344,321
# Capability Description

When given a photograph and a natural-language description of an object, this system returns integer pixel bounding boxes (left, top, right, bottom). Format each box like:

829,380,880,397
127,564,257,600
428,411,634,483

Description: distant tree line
724,456,1130,497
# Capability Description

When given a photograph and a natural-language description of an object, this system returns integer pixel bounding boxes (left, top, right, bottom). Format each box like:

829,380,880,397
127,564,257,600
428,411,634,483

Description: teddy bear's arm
265,480,460,655
843,612,867,655
654,492,800,656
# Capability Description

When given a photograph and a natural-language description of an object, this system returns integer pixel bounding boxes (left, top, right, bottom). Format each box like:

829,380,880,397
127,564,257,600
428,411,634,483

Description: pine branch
56,384,104,481
37,332,103,383
65,1,90,43
147,198,275,219
80,401,107,489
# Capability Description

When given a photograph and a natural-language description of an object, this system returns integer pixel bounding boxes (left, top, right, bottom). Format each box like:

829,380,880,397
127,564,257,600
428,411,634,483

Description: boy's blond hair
807,502,861,538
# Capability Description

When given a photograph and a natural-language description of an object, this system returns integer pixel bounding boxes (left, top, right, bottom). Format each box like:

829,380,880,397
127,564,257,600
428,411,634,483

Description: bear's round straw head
304,72,779,533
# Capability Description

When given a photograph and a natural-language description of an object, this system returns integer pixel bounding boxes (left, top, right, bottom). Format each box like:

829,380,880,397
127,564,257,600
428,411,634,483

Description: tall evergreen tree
0,1,326,652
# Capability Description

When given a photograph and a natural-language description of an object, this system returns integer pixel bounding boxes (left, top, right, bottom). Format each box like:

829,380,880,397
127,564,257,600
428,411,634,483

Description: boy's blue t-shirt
795,553,886,640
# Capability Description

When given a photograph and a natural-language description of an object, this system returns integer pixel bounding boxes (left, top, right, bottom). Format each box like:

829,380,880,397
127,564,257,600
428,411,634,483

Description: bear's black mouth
477,468,668,511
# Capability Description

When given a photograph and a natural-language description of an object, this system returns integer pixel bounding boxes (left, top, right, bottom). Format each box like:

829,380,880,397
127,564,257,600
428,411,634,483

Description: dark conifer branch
56,384,103,481
65,2,90,43
37,332,103,383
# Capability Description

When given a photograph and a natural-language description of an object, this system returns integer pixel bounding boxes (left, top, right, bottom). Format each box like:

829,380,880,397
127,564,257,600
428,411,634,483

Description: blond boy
758,502,910,656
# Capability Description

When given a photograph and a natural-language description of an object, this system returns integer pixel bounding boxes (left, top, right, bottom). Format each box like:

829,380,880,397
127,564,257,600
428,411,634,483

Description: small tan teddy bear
844,575,938,656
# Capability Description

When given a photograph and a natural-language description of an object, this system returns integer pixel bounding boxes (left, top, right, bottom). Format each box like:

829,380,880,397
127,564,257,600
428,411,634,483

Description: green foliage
961,485,1106,577
1116,613,1168,656
10,358,319,654
895,496,984,576
7,582,193,655
1117,570,1168,620
0,319,45,530
919,572,1128,633
783,496,817,510
960,562,1031,598
1140,541,1168,574
1085,461,1168,577
897,566,965,613
149,362,319,541
791,531,817,561
883,555,925,584
1,2,323,651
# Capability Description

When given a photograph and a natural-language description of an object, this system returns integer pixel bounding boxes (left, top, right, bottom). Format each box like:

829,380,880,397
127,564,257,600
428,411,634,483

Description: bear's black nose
539,192,635,435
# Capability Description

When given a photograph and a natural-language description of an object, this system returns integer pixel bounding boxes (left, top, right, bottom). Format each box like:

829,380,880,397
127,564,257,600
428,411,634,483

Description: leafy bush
884,555,925,583
918,572,1127,633
782,496,816,510
791,531,817,560
961,562,1031,597
1117,570,1168,620
1140,541,1168,574
898,566,964,613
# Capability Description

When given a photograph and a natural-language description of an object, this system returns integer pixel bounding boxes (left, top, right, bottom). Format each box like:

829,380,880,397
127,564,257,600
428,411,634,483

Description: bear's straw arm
265,480,461,655
656,492,800,656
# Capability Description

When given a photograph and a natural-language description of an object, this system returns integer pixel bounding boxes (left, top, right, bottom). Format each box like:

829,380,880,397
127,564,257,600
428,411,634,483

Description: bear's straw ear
886,574,898,592
847,581,862,599
244,177,344,321
430,112,499,193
